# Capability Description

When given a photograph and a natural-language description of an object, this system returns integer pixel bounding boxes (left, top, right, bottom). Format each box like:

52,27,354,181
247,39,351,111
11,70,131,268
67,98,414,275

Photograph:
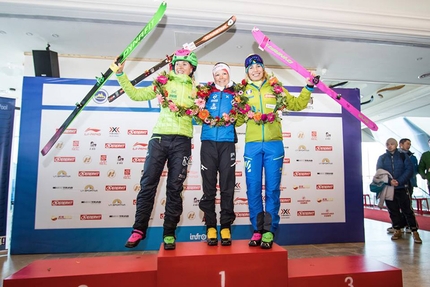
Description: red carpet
364,207,430,231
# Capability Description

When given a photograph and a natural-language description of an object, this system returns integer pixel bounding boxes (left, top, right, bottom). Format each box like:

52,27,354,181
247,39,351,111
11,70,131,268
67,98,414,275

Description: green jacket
117,71,195,138
418,151,430,181
241,79,311,142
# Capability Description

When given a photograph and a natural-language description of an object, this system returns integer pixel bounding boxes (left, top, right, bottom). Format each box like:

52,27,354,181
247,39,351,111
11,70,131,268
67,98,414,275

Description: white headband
212,63,230,75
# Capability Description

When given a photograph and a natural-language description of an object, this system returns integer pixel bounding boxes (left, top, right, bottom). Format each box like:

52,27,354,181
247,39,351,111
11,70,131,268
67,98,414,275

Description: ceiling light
418,72,430,79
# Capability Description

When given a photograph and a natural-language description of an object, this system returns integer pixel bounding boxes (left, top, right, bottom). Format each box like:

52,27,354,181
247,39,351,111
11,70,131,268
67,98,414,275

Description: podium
4,240,402,287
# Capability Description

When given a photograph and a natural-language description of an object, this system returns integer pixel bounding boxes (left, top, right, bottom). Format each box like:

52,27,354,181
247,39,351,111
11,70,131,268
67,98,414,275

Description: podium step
3,254,158,287
288,256,402,287
157,239,288,287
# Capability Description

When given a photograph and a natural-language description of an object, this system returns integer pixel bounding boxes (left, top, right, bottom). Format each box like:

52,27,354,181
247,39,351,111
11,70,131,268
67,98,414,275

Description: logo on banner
297,131,305,139
63,128,77,134
105,185,127,191
235,212,250,217
80,214,102,220
190,233,207,241
280,198,291,203
132,157,145,163
317,172,334,175
193,197,200,206
84,128,101,136
184,185,201,191
187,212,196,220
315,146,333,151
55,142,64,150
109,127,120,137
51,200,74,206
117,156,124,164
317,198,334,203
131,142,148,150
280,209,291,217
89,141,97,150
321,209,335,217
296,145,309,151
234,197,248,205
325,132,332,140
81,201,102,204
100,154,107,165
123,169,131,179
293,171,311,177
105,143,126,149
51,215,72,221
72,140,79,151
81,185,98,192
296,159,313,162
83,155,92,164
282,132,291,138
311,131,317,140
54,170,71,178
107,169,116,178
133,184,140,192
293,185,310,190
92,89,108,104
283,158,290,164
54,157,76,163
128,129,148,135
297,211,315,216
297,197,311,204
316,184,334,190
52,186,73,190
78,171,100,177
320,158,332,164
109,199,126,206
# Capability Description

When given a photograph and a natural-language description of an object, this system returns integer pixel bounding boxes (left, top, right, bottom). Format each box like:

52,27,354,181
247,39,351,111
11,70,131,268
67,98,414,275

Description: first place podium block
157,240,289,287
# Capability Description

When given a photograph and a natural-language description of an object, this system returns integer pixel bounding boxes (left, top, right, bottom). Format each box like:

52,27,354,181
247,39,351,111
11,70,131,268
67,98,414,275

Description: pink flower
157,75,168,85
156,94,164,103
247,111,255,119
273,85,283,94
222,113,230,122
168,102,178,112
261,114,268,122
195,98,206,109
185,109,193,115
267,113,276,122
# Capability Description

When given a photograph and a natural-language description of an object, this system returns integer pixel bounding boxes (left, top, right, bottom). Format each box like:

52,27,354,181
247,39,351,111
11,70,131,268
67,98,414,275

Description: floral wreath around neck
153,71,202,117
235,73,287,125
193,83,249,127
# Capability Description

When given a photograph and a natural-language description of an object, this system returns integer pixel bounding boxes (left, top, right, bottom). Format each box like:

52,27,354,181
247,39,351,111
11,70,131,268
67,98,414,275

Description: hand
391,179,399,187
306,71,317,86
111,56,126,73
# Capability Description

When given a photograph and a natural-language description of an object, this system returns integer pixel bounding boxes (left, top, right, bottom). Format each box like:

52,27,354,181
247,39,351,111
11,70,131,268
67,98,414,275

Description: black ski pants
385,187,419,231
199,141,236,230
133,134,191,237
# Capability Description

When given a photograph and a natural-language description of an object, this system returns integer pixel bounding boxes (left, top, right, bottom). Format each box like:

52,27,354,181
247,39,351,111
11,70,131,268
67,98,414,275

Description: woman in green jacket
115,49,198,250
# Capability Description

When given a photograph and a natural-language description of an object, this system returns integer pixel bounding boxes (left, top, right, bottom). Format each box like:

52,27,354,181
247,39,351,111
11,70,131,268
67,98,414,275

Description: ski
40,2,167,156
108,15,237,102
251,27,378,131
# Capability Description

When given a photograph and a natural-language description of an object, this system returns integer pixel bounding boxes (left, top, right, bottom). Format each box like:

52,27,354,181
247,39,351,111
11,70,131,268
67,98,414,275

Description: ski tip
252,27,260,33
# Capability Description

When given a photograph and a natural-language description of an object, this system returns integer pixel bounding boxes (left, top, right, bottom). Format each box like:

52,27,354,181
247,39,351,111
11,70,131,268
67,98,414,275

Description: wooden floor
1,218,430,287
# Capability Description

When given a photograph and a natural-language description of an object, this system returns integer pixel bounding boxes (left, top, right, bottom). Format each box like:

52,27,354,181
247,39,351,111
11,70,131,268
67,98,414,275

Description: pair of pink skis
252,28,378,131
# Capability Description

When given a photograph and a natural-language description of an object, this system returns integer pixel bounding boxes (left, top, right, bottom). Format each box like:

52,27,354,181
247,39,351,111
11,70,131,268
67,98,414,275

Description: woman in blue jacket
197,62,237,246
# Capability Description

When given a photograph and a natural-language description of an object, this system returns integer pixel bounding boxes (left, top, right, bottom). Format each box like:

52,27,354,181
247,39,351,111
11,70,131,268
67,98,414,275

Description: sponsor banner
13,78,362,253
0,97,15,251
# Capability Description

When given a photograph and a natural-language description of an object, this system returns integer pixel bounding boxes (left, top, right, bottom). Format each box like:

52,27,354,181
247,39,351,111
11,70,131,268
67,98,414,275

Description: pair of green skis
40,1,236,156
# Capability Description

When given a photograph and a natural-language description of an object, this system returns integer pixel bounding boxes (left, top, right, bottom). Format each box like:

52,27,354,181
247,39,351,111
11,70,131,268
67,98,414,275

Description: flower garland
153,71,202,117
235,74,287,125
193,83,249,127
